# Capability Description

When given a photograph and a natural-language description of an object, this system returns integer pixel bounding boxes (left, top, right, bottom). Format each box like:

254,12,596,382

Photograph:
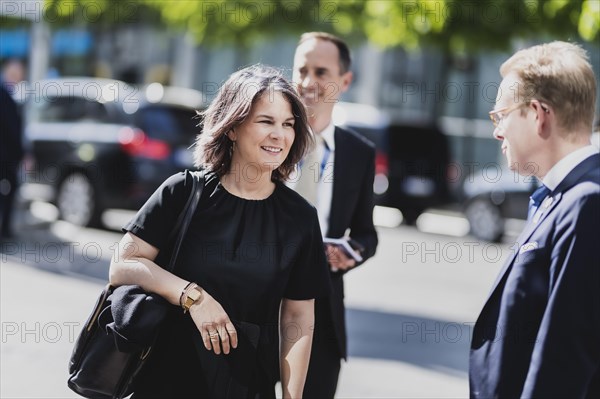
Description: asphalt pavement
1,202,507,398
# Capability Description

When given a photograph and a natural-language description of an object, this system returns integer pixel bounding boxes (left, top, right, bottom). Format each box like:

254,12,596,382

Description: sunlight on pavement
30,200,59,222
416,212,470,237
101,209,137,231
374,206,472,238
337,358,467,398
373,206,403,228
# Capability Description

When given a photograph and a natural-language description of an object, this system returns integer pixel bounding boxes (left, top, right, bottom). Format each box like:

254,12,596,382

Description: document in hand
323,237,363,262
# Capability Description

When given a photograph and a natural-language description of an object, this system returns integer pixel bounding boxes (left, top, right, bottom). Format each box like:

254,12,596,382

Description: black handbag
68,170,205,399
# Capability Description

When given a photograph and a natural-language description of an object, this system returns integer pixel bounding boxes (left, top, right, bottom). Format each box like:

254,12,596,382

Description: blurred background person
290,32,378,398
0,59,26,240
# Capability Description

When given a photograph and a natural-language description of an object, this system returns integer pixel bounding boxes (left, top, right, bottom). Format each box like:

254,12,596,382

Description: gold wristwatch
181,283,203,314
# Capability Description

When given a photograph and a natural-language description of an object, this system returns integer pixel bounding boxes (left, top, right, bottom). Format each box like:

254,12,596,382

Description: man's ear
532,101,551,137
340,71,353,93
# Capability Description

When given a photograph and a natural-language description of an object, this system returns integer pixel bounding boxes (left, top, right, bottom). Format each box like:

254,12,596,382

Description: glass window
31,97,108,122
134,106,201,143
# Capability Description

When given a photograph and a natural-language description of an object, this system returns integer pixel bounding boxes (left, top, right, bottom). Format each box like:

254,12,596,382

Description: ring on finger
209,331,219,339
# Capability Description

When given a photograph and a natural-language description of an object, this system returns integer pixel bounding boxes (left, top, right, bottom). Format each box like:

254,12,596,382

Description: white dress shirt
542,145,598,191
316,121,335,237
288,121,335,237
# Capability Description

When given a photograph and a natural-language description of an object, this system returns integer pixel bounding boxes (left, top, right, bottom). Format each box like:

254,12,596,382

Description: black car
336,102,452,224
24,78,205,227
334,102,391,206
383,123,452,224
462,166,536,242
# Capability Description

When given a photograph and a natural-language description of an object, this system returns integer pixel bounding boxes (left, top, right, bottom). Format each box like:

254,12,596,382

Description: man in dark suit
290,32,378,397
470,41,600,398
1,60,25,240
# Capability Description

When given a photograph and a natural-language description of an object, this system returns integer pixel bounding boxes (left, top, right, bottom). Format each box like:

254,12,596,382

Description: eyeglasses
488,103,525,128
489,101,550,128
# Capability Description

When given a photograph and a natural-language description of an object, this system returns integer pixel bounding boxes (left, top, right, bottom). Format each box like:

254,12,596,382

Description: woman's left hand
189,291,238,355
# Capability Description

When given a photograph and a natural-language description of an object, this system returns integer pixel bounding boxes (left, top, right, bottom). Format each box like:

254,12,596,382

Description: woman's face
229,91,296,178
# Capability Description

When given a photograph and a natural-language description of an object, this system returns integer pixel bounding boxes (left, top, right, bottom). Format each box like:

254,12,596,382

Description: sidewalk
1,257,469,398
1,258,102,398
2,201,491,397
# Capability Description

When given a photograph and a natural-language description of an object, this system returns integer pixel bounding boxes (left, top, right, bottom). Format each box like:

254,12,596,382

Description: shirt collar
316,120,335,151
542,145,598,191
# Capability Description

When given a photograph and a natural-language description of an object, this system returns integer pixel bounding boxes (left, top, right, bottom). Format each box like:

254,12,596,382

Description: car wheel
57,173,101,227
464,197,504,242
401,207,423,226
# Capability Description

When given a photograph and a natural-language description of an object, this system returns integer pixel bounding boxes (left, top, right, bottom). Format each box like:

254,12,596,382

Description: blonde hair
500,41,596,132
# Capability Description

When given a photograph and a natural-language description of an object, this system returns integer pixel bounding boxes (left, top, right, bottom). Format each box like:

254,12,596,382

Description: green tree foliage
41,0,599,51
350,0,599,52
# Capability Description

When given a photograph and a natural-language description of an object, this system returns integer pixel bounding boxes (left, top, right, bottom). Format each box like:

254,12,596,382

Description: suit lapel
484,191,563,302
480,153,599,317
553,153,599,194
484,154,598,301
329,127,349,237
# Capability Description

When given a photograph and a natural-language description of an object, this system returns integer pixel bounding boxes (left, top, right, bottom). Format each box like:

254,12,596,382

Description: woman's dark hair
194,64,313,181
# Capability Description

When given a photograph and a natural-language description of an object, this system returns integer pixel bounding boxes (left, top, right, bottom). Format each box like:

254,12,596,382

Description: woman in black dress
109,65,331,398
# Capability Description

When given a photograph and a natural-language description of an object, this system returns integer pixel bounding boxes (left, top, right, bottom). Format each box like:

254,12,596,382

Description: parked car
462,166,536,242
333,102,391,205
24,78,205,227
334,102,452,224
383,123,452,224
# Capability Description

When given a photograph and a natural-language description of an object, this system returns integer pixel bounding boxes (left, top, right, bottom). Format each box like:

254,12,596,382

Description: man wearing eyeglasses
470,41,599,398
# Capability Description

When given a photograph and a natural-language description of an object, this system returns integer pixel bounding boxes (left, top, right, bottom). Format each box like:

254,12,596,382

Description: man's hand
325,244,356,271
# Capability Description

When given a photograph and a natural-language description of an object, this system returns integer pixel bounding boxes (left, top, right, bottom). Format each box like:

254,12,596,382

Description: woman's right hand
189,291,238,355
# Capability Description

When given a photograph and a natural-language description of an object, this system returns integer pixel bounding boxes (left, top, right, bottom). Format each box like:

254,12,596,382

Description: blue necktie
528,184,551,221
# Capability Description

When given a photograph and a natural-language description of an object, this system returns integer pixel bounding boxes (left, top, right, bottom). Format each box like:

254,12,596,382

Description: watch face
189,289,201,301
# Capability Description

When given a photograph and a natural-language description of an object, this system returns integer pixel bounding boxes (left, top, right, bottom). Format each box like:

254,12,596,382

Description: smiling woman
225,91,297,194
108,64,331,398
195,64,313,183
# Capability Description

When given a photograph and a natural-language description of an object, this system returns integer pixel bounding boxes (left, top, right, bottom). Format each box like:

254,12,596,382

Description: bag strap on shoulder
166,169,206,272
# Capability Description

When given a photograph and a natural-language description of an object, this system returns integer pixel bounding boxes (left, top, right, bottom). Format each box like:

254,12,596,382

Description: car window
31,96,109,123
134,106,201,143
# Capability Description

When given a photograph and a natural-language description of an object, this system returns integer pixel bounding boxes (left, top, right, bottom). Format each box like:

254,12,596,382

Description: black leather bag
67,171,205,399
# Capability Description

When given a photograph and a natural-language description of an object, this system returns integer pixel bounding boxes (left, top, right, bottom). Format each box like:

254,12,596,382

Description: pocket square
519,242,539,254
